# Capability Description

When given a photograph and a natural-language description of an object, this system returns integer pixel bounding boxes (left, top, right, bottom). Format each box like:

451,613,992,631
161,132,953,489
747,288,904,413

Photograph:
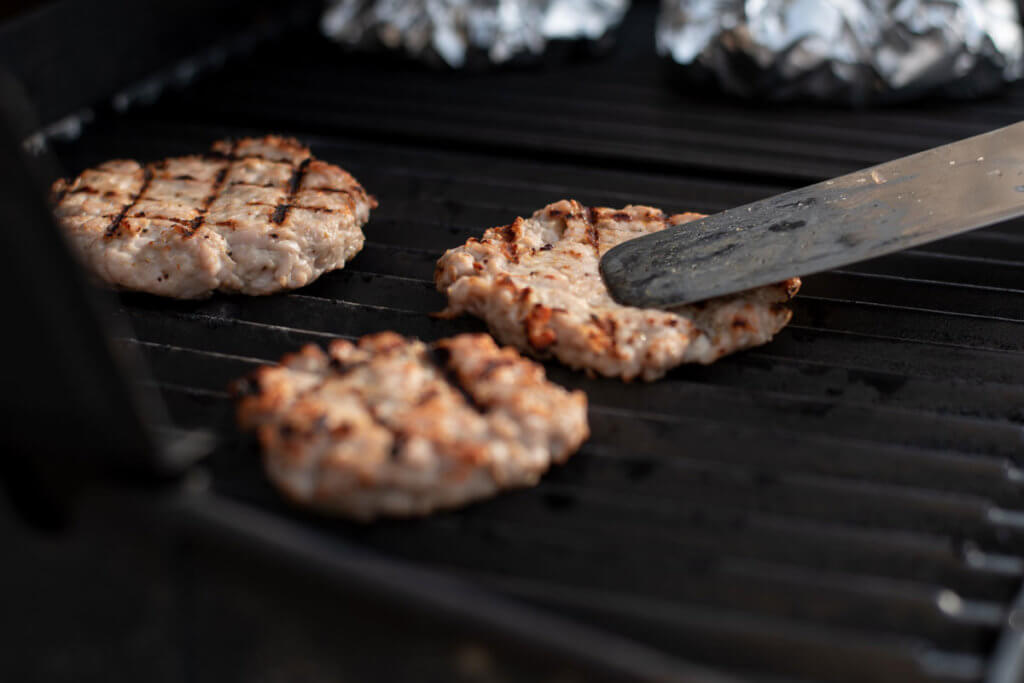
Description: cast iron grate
50,6,1024,682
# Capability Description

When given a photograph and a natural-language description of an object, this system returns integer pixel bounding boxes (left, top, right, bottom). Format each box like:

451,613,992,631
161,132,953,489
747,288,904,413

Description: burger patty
50,136,375,298
435,199,801,381
233,332,589,519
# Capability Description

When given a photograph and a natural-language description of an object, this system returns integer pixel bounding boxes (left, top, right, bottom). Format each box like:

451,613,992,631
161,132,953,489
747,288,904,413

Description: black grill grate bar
397,551,1005,650
193,449,1012,648
179,61,991,153
155,392,1024,560
182,81,933,163
116,291,1024,442
587,388,1023,458
303,270,1024,362
55,120,1024,255
743,342,1024,389
61,120,800,211
119,337,277,365
826,270,1024,298
131,333,1024,497
784,321,1024,356
456,571,988,683
333,254,1024,327
122,334,1024,493
843,253,1024,291
136,73,1024,183
129,103,915,182
343,252,1024,313
347,241,1024,307
370,509,1024,602
121,307,1024,463
796,294,1024,326
146,368,1024,557
357,213,1024,274
335,498,1021,602
127,334,1023,478
225,43,1024,137
203,72,1024,172
116,236,1024,362
523,464,1016,539
116,268,1024,422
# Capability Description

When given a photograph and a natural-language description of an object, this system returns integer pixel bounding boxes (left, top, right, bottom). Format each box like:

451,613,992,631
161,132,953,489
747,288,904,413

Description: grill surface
51,5,1024,682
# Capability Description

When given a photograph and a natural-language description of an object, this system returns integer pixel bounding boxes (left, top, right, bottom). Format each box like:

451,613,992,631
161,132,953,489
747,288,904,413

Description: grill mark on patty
229,181,282,189
583,207,600,257
187,140,237,237
353,393,408,461
51,136,373,299
478,358,515,380
273,157,312,226
105,166,153,238
435,200,800,380
130,213,191,225
427,345,488,413
243,201,334,211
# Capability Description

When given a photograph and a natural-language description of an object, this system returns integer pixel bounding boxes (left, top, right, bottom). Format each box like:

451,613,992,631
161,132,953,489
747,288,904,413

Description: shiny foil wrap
656,0,1024,103
321,0,630,67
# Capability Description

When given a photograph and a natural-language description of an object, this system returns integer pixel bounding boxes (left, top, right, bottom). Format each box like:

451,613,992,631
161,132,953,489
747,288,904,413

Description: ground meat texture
435,199,801,381
233,332,589,519
50,135,376,298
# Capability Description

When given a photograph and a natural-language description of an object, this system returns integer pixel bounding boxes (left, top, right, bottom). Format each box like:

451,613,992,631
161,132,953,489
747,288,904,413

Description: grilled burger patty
234,332,589,519
435,200,801,381
50,136,375,298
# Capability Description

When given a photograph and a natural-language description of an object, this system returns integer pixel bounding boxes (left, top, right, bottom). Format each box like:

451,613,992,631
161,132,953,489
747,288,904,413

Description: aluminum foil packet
656,0,1024,104
321,0,630,68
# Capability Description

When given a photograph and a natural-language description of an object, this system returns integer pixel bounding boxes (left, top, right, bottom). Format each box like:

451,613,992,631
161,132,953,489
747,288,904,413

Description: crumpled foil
321,0,630,67
656,0,1024,104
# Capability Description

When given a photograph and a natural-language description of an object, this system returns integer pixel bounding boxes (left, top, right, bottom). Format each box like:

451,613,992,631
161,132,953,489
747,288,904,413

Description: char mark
583,206,600,257
272,157,312,226
187,142,236,236
427,345,488,413
105,166,154,238
271,204,291,224
288,158,312,195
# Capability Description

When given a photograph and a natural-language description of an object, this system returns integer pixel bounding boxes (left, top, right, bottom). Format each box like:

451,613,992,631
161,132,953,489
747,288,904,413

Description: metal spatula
600,121,1024,308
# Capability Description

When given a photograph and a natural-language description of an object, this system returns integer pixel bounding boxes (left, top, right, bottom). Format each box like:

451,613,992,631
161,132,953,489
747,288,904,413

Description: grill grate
51,5,1024,682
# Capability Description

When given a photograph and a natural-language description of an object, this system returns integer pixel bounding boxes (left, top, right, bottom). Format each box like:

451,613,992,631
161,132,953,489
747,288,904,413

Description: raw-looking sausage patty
233,332,589,519
435,199,801,381
50,136,375,298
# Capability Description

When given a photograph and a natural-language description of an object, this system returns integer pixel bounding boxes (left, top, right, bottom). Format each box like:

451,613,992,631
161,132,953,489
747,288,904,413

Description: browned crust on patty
50,136,376,298
435,200,801,381
233,332,589,519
